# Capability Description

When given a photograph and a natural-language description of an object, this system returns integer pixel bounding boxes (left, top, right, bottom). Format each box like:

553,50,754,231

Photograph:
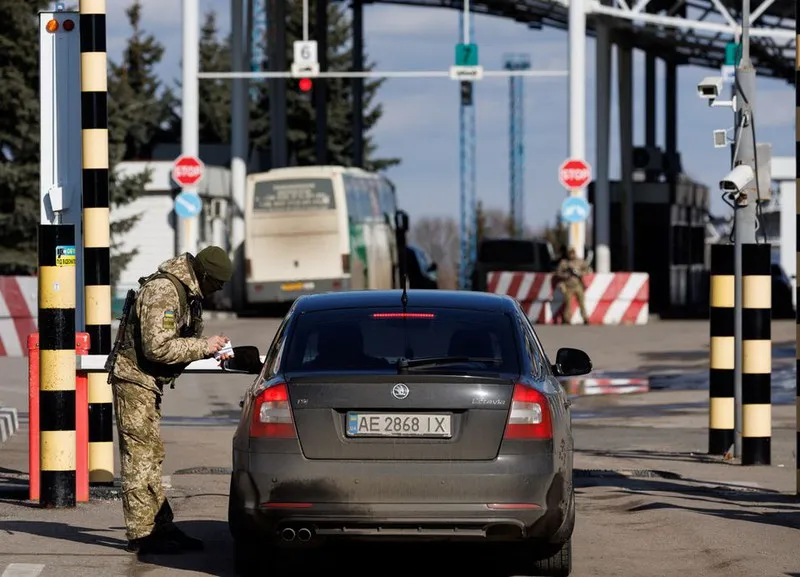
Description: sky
95,0,795,232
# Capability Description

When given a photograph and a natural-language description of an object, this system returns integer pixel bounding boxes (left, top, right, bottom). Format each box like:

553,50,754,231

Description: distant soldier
555,246,591,325
108,246,234,555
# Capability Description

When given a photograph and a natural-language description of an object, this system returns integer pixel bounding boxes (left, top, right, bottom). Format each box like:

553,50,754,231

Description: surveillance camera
697,76,724,100
713,129,728,148
720,164,755,195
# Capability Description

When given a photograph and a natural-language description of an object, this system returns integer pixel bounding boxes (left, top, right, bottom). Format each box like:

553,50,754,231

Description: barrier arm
78,355,269,373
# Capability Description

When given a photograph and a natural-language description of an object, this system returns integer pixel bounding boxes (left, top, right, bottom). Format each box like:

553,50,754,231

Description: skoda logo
392,383,410,400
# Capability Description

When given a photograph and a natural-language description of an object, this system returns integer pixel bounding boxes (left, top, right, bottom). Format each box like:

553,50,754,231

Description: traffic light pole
732,0,755,460
731,0,771,466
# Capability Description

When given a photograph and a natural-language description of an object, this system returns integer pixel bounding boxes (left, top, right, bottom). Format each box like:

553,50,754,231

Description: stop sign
558,158,592,190
172,155,205,187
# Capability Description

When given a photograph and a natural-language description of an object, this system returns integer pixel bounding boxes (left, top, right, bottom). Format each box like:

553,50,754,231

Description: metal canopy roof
361,0,796,82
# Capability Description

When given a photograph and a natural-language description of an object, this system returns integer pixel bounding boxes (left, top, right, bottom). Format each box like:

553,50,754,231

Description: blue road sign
455,43,479,67
560,196,590,224
174,191,203,219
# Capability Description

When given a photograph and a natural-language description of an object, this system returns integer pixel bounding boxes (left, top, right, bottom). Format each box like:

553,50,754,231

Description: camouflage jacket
112,254,208,393
556,258,590,290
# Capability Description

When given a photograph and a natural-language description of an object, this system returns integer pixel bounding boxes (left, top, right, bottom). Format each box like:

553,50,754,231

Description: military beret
195,246,233,282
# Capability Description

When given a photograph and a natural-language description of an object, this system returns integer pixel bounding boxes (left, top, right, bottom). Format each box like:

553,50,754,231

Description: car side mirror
552,347,592,377
221,346,262,374
427,262,438,272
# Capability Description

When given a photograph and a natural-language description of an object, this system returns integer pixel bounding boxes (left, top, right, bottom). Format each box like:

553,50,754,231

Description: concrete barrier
0,406,19,444
486,271,650,325
0,276,37,356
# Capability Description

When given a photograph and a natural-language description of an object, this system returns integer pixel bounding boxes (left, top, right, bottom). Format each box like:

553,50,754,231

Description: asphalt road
0,319,798,577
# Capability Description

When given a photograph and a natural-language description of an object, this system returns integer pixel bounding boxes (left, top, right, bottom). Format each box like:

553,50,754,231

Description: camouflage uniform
110,247,232,553
555,254,591,324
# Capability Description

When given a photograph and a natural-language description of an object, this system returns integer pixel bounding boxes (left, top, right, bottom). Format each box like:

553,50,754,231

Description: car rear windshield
282,307,520,375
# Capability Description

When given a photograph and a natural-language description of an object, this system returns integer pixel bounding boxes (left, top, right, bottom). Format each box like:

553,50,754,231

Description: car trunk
287,374,515,461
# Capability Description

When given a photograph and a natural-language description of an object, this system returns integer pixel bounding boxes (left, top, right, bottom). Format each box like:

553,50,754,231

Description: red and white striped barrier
486,271,649,325
562,377,650,396
0,276,37,356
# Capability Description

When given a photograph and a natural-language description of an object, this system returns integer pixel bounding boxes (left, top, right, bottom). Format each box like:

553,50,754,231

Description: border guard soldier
554,246,591,325
107,246,234,555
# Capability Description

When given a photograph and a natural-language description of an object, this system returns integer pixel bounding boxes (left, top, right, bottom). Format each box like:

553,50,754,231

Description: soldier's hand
206,335,228,356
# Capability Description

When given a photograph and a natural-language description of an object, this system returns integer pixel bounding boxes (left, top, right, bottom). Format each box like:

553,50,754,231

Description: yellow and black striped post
741,243,771,465
39,225,77,508
80,0,114,486
709,243,735,455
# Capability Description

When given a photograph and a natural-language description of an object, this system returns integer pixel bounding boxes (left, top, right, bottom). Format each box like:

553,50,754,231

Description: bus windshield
252,178,336,212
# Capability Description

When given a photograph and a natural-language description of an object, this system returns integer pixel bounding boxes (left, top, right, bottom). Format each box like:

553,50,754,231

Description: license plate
346,413,452,438
281,282,313,292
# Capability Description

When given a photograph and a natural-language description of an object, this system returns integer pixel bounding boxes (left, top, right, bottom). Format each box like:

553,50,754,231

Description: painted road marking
1,564,46,577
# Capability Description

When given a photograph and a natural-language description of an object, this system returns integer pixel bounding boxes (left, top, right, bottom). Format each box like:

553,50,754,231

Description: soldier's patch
162,310,176,330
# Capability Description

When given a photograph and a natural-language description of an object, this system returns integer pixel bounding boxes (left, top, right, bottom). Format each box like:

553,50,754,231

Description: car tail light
341,253,351,274
371,313,435,319
245,258,252,279
250,383,296,438
503,383,552,440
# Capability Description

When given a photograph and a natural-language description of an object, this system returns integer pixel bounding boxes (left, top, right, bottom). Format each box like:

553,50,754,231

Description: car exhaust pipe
280,528,296,542
297,527,313,542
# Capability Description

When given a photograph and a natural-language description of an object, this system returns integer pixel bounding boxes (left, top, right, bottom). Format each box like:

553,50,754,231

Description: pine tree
0,0,50,274
250,1,399,171
107,0,177,284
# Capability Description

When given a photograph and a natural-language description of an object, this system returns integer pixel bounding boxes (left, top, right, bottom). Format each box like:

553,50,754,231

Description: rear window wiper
397,356,502,374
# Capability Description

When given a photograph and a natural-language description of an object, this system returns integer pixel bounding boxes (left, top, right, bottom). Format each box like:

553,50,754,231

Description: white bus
242,165,402,309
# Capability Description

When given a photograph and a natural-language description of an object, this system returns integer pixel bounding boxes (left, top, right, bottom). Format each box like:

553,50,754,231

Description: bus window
367,179,381,217
343,175,369,222
379,180,396,216
253,178,336,212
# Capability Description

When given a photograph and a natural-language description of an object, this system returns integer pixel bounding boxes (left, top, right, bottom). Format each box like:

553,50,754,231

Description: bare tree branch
409,216,460,289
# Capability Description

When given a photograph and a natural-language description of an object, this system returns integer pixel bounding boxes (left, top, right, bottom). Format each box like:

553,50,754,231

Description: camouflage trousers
111,377,174,540
557,282,589,324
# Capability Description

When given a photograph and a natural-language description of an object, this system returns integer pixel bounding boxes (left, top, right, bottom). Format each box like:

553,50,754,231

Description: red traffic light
299,78,313,92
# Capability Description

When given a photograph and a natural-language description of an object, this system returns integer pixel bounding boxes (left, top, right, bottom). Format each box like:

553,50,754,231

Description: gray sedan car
224,289,591,577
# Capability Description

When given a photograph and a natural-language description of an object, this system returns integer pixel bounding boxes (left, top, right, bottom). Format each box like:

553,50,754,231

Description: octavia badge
392,383,410,400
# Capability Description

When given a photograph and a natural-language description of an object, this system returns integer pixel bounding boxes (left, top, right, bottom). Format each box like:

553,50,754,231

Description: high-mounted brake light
250,383,296,438
371,313,435,319
503,384,552,440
